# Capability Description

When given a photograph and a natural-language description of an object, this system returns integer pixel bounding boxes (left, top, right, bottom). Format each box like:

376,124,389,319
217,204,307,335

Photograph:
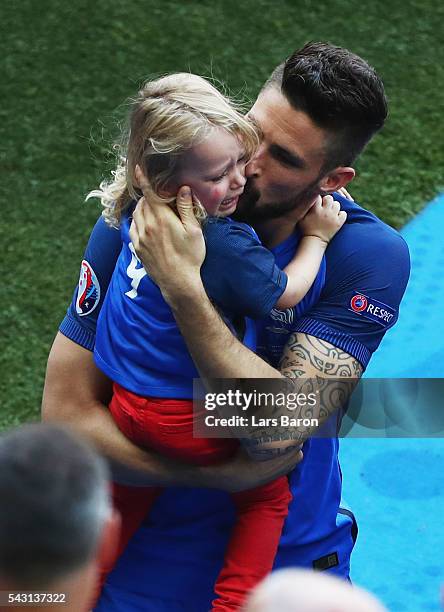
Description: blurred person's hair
88,72,259,227
0,423,110,589
263,41,388,171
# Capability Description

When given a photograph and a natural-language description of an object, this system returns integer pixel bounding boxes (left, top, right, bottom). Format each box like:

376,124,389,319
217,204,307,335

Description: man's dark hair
264,41,388,171
0,423,110,589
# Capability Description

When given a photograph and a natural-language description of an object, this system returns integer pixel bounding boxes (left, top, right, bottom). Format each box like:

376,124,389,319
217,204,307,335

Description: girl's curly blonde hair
87,73,260,227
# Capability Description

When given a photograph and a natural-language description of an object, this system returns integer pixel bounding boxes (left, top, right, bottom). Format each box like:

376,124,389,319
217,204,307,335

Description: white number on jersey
125,242,147,299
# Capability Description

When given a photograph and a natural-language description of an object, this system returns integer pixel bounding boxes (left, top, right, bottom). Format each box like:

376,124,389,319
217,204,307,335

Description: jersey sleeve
59,216,122,352
201,219,288,319
292,220,410,370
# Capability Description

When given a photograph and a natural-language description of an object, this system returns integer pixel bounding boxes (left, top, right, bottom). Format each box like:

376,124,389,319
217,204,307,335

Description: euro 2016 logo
350,294,368,313
76,260,100,316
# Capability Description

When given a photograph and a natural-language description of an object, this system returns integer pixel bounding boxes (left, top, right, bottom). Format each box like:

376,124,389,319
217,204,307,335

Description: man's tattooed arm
240,333,363,461
157,280,362,462
280,334,363,378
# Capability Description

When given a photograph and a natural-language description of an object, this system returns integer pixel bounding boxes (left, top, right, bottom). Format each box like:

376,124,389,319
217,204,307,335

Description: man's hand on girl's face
129,166,206,303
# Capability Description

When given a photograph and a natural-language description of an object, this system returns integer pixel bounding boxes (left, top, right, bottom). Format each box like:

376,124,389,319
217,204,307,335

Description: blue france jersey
93,210,313,398
60,193,410,610
94,212,199,399
255,231,326,366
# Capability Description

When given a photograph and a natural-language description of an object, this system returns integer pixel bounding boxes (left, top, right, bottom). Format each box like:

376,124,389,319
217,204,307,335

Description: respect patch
348,292,396,327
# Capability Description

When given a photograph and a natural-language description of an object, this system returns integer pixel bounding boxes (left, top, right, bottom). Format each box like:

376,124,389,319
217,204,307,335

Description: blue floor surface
340,193,444,611
365,192,444,378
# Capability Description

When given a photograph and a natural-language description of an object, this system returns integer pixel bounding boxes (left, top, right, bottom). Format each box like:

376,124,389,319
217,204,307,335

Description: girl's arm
275,195,346,310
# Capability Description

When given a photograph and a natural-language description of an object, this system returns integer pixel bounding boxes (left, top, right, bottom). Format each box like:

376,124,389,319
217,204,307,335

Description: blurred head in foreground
0,423,119,611
243,568,387,612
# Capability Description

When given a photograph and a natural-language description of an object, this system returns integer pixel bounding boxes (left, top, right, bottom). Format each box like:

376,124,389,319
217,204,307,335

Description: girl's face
170,128,247,217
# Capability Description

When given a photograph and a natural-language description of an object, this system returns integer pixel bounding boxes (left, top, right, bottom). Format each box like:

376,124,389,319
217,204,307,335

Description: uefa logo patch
348,291,395,327
350,294,368,313
76,260,100,316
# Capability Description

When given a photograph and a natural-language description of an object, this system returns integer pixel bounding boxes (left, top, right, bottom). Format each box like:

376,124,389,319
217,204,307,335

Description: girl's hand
337,186,354,201
298,195,347,244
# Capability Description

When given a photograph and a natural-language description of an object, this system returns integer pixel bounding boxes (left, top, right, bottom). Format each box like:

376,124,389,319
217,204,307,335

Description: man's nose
246,144,266,177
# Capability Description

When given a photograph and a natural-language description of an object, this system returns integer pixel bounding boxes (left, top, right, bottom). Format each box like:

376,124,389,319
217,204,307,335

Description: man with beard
43,42,410,611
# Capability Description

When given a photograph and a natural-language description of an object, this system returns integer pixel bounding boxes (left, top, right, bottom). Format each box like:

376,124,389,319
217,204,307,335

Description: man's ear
319,167,355,193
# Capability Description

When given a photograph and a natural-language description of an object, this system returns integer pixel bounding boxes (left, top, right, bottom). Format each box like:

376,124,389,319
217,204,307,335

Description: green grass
1,0,443,428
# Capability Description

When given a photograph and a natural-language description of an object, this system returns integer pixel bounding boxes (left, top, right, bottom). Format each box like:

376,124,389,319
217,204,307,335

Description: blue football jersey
93,212,308,398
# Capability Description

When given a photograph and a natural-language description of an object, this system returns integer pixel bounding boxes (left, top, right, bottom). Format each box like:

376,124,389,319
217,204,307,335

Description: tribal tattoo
241,333,363,460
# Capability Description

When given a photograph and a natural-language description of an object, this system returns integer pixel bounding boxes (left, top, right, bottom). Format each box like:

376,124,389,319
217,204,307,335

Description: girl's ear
158,187,172,197
158,176,178,198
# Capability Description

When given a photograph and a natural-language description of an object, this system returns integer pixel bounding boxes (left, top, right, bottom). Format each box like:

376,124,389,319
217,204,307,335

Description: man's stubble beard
233,178,321,226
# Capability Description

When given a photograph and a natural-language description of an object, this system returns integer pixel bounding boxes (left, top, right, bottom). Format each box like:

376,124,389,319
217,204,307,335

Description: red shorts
99,383,292,612
109,382,239,465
